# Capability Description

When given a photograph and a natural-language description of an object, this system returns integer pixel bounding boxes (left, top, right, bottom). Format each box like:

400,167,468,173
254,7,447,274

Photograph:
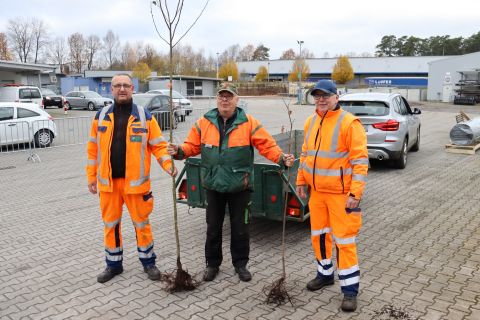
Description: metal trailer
174,130,310,222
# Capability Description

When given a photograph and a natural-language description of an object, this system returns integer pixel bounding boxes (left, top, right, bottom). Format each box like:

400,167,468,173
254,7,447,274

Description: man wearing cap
168,83,294,282
296,80,368,312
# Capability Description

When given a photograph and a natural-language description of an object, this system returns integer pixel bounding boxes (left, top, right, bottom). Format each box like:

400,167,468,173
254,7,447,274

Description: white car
0,84,43,108
147,89,193,117
0,102,57,148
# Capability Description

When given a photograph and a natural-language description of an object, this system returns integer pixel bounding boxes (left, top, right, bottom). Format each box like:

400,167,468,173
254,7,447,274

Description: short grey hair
112,73,133,84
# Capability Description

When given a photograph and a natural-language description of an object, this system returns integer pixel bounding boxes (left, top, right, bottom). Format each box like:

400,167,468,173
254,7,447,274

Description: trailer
174,130,309,222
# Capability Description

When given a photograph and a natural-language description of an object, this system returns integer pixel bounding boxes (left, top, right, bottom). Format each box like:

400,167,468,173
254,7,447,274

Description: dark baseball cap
311,80,337,95
217,83,238,96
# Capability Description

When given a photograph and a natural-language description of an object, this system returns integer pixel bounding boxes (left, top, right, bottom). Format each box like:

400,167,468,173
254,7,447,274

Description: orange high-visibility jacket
86,103,172,194
177,107,284,193
296,108,368,199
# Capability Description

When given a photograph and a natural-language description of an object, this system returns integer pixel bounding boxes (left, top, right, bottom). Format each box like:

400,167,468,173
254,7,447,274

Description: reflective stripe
88,137,96,143
106,254,123,262
305,150,349,158
352,174,367,182
317,264,334,276
303,166,352,177
350,158,369,165
105,247,123,254
97,107,110,187
149,136,166,145
333,235,356,245
137,105,147,188
157,155,170,164
340,276,360,287
138,243,154,252
138,251,154,259
133,219,150,229
104,218,121,229
194,122,201,133
329,111,347,151
251,124,263,136
311,228,331,236
305,113,318,144
87,159,96,166
130,175,149,187
338,265,359,276
318,258,332,266
98,176,109,186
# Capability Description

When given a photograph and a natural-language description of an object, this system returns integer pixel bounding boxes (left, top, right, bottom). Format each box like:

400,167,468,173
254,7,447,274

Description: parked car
147,89,192,119
132,93,179,130
64,91,113,111
40,88,65,109
0,102,57,148
339,92,421,169
0,84,43,108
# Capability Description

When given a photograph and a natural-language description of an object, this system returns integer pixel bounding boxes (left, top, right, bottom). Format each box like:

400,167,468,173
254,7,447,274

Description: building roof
149,75,220,81
0,60,58,73
84,70,158,78
238,56,451,75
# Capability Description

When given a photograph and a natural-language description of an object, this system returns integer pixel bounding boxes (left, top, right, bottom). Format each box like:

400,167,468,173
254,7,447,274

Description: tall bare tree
7,17,34,62
103,30,119,70
239,43,255,61
48,37,68,73
68,33,86,73
31,18,49,63
280,48,296,60
150,0,209,292
85,35,102,70
0,33,13,60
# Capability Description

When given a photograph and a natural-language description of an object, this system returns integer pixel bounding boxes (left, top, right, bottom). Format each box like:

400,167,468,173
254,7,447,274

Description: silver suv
64,91,113,111
339,92,421,169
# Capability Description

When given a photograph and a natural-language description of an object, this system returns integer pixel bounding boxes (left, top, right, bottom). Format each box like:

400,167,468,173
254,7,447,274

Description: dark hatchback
40,88,64,108
132,93,177,130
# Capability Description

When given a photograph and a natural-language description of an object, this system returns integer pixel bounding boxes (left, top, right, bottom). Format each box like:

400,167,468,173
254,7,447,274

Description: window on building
187,81,202,96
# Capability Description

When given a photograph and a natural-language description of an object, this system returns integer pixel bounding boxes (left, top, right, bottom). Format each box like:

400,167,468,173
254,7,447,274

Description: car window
0,107,14,121
19,89,31,99
151,97,162,109
400,97,413,114
66,92,77,97
83,92,102,98
132,96,152,107
339,101,389,116
395,96,408,115
41,89,56,95
17,108,40,119
30,89,41,99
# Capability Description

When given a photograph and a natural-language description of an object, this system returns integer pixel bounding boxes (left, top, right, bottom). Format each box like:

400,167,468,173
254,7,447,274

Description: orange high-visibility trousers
99,178,156,268
308,190,362,296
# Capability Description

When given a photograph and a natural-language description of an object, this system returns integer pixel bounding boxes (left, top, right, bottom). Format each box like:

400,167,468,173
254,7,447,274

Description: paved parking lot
1,98,479,319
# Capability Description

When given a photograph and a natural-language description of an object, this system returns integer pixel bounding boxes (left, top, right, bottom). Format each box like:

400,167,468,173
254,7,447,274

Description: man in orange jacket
168,83,294,282
296,80,368,312
86,73,177,283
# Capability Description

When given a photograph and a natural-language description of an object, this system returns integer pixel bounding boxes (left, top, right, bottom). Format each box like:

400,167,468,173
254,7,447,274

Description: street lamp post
267,62,270,82
216,52,219,79
297,40,304,104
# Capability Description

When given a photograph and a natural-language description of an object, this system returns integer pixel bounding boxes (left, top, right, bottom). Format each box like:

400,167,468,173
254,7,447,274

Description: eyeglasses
217,94,234,101
313,93,334,100
112,83,132,89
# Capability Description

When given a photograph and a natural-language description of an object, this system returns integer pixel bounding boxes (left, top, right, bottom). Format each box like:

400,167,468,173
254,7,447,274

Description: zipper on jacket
340,166,344,193
312,111,328,190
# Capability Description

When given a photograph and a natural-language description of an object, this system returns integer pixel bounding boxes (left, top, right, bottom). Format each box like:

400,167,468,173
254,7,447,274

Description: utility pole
297,40,304,104
216,52,219,79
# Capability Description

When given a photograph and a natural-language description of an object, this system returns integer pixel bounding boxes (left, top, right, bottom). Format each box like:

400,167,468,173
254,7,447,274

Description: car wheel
411,128,420,152
65,102,71,110
393,138,408,169
87,102,95,111
34,129,53,148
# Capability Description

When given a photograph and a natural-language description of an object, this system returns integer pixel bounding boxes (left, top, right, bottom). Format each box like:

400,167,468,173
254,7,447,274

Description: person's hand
346,196,360,209
88,181,97,194
296,184,307,199
167,143,179,156
283,153,295,167
168,166,178,178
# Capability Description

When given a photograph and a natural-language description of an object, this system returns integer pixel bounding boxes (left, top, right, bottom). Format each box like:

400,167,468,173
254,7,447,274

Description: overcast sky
1,0,479,60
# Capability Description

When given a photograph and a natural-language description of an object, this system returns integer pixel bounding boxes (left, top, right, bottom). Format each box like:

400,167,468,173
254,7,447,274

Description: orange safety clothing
86,103,171,267
100,178,156,267
86,104,172,194
297,108,368,199
297,108,368,296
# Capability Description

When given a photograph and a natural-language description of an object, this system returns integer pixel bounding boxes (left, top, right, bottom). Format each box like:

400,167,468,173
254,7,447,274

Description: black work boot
97,266,123,283
144,265,161,280
234,266,252,282
341,295,357,312
306,277,334,291
203,266,219,281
